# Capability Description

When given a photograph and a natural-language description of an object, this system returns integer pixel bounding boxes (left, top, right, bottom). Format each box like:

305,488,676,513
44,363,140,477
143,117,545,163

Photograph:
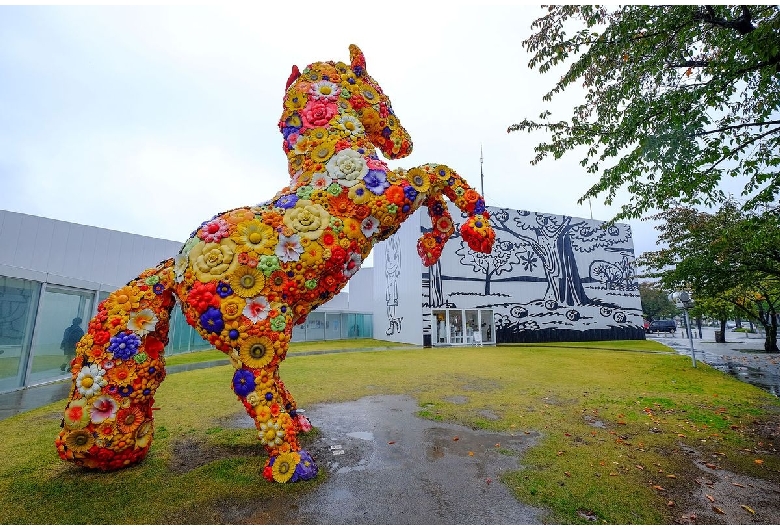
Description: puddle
225,394,546,524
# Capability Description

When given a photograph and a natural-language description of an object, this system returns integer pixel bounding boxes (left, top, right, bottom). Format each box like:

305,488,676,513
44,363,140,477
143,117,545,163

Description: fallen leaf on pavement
706,495,715,503
388,441,396,445
452,436,459,441
741,505,755,515
468,451,474,457
653,485,665,491
754,459,764,465
732,482,745,488
712,506,725,515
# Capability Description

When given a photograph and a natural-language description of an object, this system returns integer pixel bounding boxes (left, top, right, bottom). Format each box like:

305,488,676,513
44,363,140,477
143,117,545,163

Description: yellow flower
224,208,255,225
342,218,365,241
299,241,324,268
220,295,246,321
231,266,265,298
63,398,90,430
283,200,330,241
255,404,272,423
134,419,154,449
272,451,301,483
308,127,330,143
255,369,275,392
406,167,431,192
348,182,373,204
66,429,95,454
189,239,238,282
258,419,284,447
232,221,277,255
240,336,275,369
283,90,308,111
107,286,142,314
310,141,335,164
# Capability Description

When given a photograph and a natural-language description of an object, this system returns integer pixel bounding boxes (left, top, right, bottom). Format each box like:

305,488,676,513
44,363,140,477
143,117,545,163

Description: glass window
325,314,341,340
28,285,93,387
465,310,479,344
306,312,325,341
449,310,464,344
0,277,41,393
433,310,447,344
480,310,494,343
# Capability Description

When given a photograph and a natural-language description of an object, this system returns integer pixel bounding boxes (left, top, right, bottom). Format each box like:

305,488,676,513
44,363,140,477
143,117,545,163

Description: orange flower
116,406,145,434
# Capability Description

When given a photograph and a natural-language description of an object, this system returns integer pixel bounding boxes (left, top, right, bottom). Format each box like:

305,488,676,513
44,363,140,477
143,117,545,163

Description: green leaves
511,5,780,221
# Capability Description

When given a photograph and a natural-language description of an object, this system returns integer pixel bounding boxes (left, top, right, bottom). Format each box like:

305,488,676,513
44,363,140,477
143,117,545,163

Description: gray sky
0,4,665,265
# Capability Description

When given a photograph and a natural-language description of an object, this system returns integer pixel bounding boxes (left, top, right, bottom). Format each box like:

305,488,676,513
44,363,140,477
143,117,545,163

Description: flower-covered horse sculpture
56,44,495,483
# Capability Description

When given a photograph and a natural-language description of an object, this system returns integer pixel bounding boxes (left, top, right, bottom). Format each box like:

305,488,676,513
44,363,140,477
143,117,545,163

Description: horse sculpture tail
55,258,177,470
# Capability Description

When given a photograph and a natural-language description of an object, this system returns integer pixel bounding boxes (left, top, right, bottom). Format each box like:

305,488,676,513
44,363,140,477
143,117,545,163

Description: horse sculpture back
56,44,495,483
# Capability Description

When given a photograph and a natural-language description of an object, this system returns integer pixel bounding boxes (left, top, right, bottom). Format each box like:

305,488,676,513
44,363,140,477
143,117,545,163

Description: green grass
163,338,413,367
0,339,777,524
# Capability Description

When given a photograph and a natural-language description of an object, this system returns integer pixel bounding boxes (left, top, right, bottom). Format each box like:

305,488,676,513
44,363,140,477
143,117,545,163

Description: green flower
133,353,148,364
296,186,313,200
271,315,287,332
330,216,344,232
326,182,343,196
454,186,465,196
145,275,159,286
305,279,318,290
387,204,398,214
258,255,281,276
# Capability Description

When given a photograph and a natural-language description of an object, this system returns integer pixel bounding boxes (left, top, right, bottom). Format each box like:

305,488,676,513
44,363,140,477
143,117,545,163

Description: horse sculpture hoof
264,449,318,483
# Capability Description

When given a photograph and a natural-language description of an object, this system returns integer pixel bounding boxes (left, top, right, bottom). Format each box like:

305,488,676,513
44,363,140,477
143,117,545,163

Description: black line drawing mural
385,233,403,335
423,205,644,343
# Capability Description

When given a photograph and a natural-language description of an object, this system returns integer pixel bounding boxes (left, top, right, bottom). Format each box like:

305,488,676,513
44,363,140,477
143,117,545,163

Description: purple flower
232,368,256,397
381,126,392,139
153,283,165,295
404,186,418,202
473,199,486,215
431,202,444,216
107,332,141,361
200,307,224,334
363,169,389,194
292,450,318,482
216,282,233,298
275,194,298,209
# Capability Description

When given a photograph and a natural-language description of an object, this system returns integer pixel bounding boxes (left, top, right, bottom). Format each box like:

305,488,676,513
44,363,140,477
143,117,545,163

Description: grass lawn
0,338,777,524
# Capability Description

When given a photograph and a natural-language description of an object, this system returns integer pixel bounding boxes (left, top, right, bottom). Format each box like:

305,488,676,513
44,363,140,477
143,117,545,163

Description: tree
688,292,738,343
640,201,780,351
509,6,780,221
638,281,678,320
455,237,522,296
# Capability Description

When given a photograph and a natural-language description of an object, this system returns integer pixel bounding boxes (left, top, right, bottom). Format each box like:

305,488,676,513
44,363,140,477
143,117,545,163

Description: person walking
60,317,84,372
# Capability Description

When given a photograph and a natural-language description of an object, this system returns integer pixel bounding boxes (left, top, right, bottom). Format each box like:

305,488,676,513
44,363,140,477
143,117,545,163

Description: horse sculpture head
280,44,413,175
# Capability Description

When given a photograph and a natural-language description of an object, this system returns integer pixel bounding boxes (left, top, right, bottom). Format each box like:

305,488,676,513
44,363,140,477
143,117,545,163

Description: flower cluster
56,262,174,469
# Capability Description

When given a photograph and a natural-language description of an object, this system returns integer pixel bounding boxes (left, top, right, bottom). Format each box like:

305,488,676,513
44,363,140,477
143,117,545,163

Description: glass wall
28,285,94,387
167,303,211,355
0,277,40,393
291,312,373,342
430,308,494,346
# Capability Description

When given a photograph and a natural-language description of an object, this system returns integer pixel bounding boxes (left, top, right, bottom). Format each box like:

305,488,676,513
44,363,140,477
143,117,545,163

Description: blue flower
216,282,233,298
275,194,298,209
200,307,224,334
363,169,389,194
404,186,418,202
153,283,165,295
473,199,486,215
381,126,392,139
232,369,256,397
108,332,141,361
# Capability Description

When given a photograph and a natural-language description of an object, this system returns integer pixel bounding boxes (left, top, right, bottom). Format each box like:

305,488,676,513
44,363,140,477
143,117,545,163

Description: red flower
301,99,337,128
188,281,219,313
144,335,165,358
385,185,406,206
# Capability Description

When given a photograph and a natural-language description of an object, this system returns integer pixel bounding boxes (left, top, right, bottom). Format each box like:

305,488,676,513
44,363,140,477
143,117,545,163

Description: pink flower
301,99,337,129
343,252,362,278
361,216,380,238
243,296,270,323
296,414,312,432
366,158,389,171
198,218,231,243
275,234,304,263
90,395,118,423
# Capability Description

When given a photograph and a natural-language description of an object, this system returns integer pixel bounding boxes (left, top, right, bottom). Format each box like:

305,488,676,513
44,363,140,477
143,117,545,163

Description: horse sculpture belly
56,44,495,483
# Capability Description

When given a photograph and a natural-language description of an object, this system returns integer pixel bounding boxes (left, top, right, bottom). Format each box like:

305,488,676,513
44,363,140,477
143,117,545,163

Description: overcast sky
0,4,668,266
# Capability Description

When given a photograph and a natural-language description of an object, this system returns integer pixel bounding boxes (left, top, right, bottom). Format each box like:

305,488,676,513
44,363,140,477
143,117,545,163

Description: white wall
372,210,424,346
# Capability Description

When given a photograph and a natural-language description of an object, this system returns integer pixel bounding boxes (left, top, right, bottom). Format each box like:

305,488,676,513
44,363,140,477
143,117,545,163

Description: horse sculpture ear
349,44,366,77
286,65,301,90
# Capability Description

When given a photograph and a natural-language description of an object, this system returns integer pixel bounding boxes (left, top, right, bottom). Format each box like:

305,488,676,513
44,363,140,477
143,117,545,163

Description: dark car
648,319,676,333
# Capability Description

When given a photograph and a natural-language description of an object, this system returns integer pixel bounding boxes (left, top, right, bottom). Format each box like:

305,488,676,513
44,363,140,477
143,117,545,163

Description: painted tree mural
455,237,522,295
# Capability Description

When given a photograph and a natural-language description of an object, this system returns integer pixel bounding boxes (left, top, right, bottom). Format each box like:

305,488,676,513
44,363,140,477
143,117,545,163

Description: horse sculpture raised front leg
56,44,495,483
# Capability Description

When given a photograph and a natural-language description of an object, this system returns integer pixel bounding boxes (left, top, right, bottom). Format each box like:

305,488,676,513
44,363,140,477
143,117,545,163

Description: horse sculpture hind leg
56,259,177,469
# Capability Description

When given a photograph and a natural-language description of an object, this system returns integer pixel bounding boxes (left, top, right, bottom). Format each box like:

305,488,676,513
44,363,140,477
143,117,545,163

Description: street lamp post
670,291,697,368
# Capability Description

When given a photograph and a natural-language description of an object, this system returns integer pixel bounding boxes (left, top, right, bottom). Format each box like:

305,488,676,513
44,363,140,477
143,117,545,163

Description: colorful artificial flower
200,307,225,334
326,148,369,187
66,429,95,454
63,398,90,430
275,234,304,263
240,336,275,369
189,239,239,282
116,405,145,434
76,363,107,398
259,419,285,448
243,295,271,323
232,221,278,254
126,308,159,337
271,451,301,483
197,218,231,243
232,368,256,397
301,99,337,129
283,200,330,241
90,395,119,423
231,266,266,298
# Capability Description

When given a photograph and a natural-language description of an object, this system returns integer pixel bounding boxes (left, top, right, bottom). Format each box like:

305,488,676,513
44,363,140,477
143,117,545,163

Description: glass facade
0,277,41,393
431,308,494,346
292,312,373,342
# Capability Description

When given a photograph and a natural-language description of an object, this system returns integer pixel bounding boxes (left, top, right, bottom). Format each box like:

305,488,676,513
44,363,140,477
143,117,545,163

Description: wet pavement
650,328,780,397
230,394,547,524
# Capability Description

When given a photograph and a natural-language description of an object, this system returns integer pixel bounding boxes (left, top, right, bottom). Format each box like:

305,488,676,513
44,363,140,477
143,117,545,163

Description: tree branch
703,126,780,174
693,5,756,35
699,120,780,136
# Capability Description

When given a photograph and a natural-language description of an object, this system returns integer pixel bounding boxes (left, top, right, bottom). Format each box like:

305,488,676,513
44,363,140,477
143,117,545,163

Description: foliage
639,200,780,350
638,281,679,320
510,5,780,220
